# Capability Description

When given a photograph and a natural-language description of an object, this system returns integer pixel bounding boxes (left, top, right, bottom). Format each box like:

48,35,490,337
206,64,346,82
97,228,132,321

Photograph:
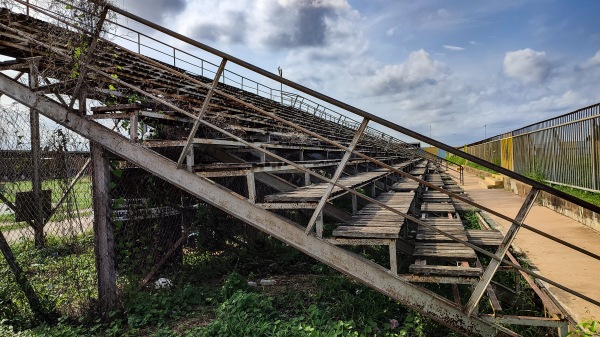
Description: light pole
429,125,432,138
277,66,283,104
484,124,487,139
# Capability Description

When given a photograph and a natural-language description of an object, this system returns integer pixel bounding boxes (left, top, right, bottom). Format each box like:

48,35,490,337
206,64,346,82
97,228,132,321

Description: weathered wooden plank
333,226,400,238
466,230,504,246
423,218,463,226
409,264,482,277
414,243,477,260
421,203,456,213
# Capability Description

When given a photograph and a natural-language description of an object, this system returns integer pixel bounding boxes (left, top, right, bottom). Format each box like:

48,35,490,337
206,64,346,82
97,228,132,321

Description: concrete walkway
449,169,600,323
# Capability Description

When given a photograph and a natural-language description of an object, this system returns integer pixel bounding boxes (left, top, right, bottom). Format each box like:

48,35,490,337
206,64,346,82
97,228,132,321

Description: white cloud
503,48,552,83
443,45,465,51
362,49,449,96
582,50,600,68
161,0,359,51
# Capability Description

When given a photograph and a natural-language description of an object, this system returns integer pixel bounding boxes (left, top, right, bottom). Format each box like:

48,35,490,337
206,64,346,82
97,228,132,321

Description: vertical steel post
465,187,540,316
185,147,194,172
176,58,227,167
305,118,369,235
129,111,138,141
247,172,256,204
591,119,597,190
29,60,44,247
91,144,117,319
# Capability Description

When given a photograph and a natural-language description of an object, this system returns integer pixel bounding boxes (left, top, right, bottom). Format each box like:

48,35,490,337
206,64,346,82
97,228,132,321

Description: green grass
0,177,92,225
0,176,92,209
446,154,497,174
446,154,466,166
551,184,600,206
0,222,28,232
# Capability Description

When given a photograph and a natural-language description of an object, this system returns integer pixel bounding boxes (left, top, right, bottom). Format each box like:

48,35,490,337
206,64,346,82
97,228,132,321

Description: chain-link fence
0,102,96,325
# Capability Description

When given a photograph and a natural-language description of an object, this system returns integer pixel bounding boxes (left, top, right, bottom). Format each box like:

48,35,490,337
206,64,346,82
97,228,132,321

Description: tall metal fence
464,103,600,192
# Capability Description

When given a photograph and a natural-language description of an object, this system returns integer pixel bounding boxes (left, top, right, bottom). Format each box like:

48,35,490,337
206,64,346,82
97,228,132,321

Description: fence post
91,144,117,319
29,60,44,247
592,119,597,190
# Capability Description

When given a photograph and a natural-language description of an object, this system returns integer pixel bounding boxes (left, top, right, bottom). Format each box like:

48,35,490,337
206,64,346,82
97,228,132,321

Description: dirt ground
449,169,600,323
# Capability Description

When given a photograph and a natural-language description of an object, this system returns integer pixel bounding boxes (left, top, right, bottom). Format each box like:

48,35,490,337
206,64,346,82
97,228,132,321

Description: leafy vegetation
2,228,564,337
446,154,497,174
550,184,600,207
568,320,600,337
462,210,480,229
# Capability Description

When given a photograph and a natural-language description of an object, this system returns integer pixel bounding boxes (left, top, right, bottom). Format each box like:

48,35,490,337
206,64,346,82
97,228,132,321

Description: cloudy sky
115,0,600,146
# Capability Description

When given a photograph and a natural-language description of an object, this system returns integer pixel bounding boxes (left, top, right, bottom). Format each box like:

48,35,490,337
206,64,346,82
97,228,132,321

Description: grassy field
0,176,92,224
445,154,498,174
550,184,600,206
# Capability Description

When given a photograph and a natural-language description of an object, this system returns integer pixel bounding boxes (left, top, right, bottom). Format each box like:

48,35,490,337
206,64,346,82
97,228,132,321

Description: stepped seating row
411,170,480,277
409,171,504,279
327,161,427,273
0,9,417,157
332,191,415,239
263,160,416,204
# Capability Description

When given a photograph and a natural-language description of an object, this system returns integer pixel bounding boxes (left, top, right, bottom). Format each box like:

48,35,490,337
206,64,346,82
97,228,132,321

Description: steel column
247,172,256,204
304,118,369,235
28,60,44,247
591,119,597,190
91,144,117,319
465,188,540,316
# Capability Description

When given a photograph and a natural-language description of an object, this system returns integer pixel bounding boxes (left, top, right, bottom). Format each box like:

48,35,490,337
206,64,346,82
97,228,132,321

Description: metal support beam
246,172,256,204
0,231,47,320
67,6,108,112
186,147,194,172
130,111,138,141
91,144,117,319
592,119,597,190
176,58,227,167
305,118,369,235
28,60,44,247
389,240,397,273
316,210,324,238
465,188,540,316
6,80,500,336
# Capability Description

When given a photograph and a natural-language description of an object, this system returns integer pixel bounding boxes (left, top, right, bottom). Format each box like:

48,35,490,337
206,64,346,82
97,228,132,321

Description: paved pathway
449,169,600,323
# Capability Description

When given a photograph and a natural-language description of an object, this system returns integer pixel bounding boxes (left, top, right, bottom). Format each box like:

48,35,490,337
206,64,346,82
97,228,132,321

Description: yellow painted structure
424,147,437,155
500,137,514,170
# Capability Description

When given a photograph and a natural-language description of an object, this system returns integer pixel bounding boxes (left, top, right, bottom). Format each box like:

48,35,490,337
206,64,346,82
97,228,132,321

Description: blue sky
117,1,600,145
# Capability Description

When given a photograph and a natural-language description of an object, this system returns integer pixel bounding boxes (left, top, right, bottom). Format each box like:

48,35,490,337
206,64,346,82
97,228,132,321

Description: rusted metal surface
305,118,369,234
465,188,540,316
0,74,503,337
